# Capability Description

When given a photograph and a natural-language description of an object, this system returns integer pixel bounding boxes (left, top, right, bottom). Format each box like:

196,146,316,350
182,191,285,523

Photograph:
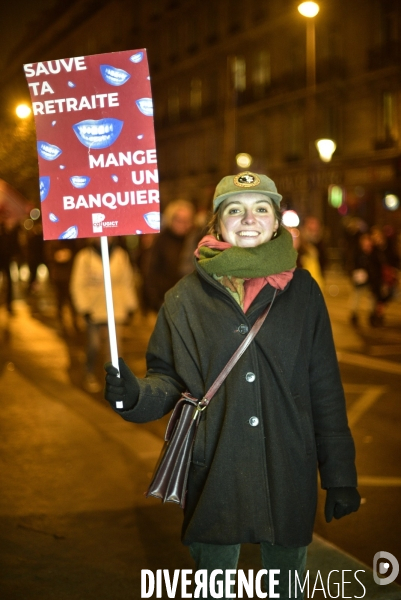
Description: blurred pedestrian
142,199,195,312
341,216,368,275
105,171,359,596
371,225,400,308
178,208,209,277
293,226,324,290
45,239,80,332
0,220,20,315
135,233,157,316
349,233,375,326
301,216,328,276
70,238,138,393
25,221,45,293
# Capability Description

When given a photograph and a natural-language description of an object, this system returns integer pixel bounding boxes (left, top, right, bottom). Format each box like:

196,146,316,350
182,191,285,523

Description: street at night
0,268,400,599
1,1,401,597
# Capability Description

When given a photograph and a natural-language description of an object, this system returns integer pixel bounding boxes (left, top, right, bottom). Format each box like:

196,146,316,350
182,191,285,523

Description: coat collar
194,257,292,319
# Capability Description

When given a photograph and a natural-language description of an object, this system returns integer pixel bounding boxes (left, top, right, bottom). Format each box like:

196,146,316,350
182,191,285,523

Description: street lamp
298,2,321,216
315,139,336,162
298,2,320,18
298,2,319,91
16,104,31,119
236,153,253,169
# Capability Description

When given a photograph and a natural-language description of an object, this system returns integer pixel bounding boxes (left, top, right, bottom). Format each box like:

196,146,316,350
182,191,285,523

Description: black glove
104,357,140,411
325,487,361,523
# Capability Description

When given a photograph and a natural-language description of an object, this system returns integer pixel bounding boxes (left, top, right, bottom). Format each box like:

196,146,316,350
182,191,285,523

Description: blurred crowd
1,205,400,392
342,217,400,327
289,215,400,327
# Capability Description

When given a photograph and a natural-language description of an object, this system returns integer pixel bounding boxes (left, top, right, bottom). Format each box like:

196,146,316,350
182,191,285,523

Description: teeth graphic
100,65,131,86
72,118,124,149
49,213,59,222
70,176,91,189
68,81,76,87
136,230,143,234
37,141,62,161
52,121,56,126
137,134,144,139
130,52,144,63
59,225,78,239
39,176,50,201
136,98,153,117
144,211,160,230
111,175,118,182
60,165,65,169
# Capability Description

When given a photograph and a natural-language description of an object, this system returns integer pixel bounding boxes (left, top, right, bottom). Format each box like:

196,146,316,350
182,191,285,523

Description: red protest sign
24,49,160,240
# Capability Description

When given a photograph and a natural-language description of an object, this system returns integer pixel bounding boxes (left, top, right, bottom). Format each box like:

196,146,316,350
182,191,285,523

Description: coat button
249,416,259,427
245,372,256,382
238,324,249,335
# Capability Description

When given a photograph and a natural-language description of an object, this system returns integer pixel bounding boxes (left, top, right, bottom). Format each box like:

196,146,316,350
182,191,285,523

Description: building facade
2,0,401,243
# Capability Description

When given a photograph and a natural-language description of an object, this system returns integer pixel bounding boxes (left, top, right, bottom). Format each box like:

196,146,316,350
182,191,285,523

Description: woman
105,172,360,598
71,237,138,393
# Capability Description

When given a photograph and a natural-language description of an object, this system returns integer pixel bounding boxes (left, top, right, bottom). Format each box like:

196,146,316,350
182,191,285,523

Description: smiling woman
218,194,279,247
104,171,360,599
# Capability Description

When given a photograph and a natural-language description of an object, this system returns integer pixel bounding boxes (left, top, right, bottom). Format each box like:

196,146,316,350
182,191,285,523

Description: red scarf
195,235,294,312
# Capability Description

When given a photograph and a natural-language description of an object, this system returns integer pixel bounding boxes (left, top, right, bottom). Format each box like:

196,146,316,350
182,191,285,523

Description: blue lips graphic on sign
49,213,59,222
100,65,131,86
136,98,153,116
72,118,124,149
130,52,144,63
39,176,50,201
70,176,91,189
144,212,160,230
59,226,78,239
37,142,62,161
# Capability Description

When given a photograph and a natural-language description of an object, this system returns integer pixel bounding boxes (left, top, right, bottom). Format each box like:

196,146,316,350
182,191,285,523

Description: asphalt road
0,267,400,599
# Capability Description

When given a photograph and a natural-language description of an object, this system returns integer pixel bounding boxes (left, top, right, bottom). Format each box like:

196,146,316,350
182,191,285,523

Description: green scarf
197,226,298,278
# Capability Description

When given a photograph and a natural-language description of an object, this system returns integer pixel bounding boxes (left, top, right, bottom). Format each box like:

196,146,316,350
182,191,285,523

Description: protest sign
24,49,160,240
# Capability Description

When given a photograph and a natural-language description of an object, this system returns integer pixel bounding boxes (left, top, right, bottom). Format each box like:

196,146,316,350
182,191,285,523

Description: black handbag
145,289,277,508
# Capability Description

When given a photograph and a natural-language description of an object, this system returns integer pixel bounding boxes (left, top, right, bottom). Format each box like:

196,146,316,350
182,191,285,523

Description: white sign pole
100,236,123,409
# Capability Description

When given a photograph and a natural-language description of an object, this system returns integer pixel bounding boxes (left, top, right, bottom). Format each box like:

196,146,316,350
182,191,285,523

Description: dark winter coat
120,264,357,547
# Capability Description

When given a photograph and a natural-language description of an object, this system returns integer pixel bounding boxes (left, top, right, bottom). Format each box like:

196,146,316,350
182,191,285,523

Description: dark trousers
189,541,307,599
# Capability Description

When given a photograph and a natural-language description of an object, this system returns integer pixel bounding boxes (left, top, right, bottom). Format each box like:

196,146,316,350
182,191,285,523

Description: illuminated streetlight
236,153,253,169
16,104,31,118
282,210,300,228
298,2,320,18
384,194,400,211
315,139,336,162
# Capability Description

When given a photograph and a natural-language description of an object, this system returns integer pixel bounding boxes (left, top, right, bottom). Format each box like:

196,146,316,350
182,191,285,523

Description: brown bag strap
199,288,277,408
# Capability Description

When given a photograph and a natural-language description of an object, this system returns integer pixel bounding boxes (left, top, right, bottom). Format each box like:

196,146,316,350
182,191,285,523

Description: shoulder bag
145,289,277,508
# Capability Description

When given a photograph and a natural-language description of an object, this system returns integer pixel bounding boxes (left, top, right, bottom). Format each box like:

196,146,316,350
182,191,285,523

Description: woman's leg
189,542,240,599
260,543,308,600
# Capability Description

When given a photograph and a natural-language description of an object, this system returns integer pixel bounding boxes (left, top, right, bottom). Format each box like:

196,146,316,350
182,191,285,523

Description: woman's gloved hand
104,357,140,411
325,487,361,522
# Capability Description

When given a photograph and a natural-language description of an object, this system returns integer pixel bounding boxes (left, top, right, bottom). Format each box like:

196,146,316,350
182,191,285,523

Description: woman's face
218,193,279,248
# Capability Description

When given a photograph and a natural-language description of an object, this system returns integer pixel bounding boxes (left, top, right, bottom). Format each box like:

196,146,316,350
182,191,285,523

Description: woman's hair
206,196,282,237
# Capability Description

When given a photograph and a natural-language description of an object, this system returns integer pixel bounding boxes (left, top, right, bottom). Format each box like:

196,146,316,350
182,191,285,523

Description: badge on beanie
233,172,261,188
